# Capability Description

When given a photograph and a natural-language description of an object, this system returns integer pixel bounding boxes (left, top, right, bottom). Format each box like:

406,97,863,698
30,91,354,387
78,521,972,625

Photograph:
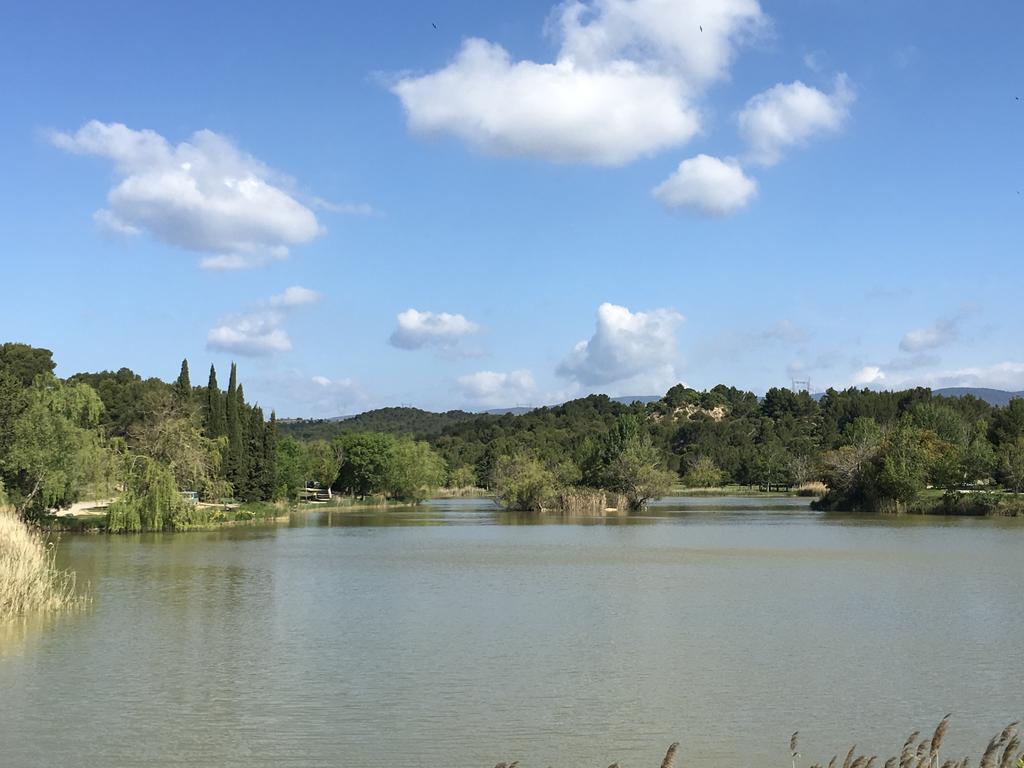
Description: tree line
4,341,1024,525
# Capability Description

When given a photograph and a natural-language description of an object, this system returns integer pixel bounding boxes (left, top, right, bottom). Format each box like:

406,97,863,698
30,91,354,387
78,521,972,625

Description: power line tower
791,378,811,394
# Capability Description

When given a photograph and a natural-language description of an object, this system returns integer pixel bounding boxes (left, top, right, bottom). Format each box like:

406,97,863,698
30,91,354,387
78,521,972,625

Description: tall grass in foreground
0,507,87,619
489,719,1024,768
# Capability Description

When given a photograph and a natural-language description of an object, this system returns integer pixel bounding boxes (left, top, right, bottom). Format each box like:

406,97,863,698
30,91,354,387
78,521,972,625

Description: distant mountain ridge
931,387,1023,406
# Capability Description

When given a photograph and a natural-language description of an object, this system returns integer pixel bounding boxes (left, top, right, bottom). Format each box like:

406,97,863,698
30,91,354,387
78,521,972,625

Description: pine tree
174,358,192,404
204,364,226,438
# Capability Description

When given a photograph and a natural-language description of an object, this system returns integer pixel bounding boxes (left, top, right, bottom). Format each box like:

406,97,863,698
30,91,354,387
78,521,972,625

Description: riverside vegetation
3,342,1024,535
487,718,1024,768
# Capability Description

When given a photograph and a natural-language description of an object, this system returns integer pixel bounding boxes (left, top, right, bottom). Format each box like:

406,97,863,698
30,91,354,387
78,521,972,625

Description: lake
2,497,1022,768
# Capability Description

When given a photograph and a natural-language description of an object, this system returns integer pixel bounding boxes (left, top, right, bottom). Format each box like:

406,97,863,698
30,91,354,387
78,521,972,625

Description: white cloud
652,154,757,215
310,197,382,217
850,365,886,387
917,362,1024,392
207,312,292,356
392,0,766,165
389,308,480,351
900,314,962,352
739,74,854,165
207,286,321,357
456,370,536,408
51,120,323,268
269,286,322,308
557,302,683,387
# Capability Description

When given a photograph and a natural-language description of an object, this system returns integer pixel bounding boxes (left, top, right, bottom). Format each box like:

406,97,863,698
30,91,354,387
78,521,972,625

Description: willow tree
0,374,106,521
106,454,187,533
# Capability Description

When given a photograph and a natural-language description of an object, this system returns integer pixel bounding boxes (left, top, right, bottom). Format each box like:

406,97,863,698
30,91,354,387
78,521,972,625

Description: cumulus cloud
557,302,683,388
51,120,323,268
851,365,886,387
456,370,536,408
207,286,321,357
653,154,757,215
739,74,854,165
389,308,480,351
269,286,322,308
392,0,765,165
900,314,963,352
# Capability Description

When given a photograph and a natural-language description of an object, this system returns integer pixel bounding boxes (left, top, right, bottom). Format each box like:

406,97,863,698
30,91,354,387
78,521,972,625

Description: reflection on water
1,497,1022,768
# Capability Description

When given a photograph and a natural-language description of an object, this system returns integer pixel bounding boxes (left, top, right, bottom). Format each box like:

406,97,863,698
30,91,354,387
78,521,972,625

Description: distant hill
277,406,488,440
933,387,1023,407
279,387,1023,441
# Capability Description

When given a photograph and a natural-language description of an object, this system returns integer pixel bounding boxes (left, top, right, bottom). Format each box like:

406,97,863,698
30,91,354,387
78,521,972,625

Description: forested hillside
278,407,487,440
3,342,1023,526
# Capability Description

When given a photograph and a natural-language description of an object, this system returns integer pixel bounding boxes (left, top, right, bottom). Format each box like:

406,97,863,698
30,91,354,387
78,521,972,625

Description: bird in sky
699,25,703,32
432,22,437,29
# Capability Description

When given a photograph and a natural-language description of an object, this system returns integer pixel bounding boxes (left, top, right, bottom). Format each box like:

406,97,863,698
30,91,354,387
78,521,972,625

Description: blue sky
1,0,1022,416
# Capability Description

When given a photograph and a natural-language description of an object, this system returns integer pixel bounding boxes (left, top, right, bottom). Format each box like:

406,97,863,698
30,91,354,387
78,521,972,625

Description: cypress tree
263,411,279,500
205,364,226,438
174,358,192,404
225,363,244,494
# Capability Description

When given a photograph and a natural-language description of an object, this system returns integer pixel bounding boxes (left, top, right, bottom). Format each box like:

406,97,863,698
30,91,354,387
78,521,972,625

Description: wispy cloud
207,286,322,357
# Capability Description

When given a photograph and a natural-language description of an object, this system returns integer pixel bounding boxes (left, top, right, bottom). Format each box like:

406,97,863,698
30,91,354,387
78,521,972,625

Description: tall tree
174,358,192,405
225,363,244,494
261,411,279,500
204,365,226,438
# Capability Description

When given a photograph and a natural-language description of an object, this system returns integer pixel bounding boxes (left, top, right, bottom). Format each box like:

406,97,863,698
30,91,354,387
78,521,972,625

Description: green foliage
385,439,446,502
998,438,1024,492
447,464,477,488
0,374,106,521
277,407,487,441
491,454,556,511
106,454,187,533
335,432,395,496
0,342,56,386
682,456,724,488
305,440,343,490
174,358,192,404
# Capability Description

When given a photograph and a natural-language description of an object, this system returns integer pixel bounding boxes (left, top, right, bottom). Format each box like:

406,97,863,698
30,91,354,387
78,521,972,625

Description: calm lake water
2,497,1023,768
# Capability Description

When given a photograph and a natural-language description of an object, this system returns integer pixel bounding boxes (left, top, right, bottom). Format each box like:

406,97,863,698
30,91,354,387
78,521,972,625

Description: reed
0,507,87,619
485,719,1024,768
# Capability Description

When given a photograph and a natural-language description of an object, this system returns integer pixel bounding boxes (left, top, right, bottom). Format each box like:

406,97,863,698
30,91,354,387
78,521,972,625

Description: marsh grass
0,507,87,619
487,720,1024,768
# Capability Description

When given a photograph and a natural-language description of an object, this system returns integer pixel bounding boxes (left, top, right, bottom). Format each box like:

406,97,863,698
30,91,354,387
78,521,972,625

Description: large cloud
652,154,757,215
739,75,854,165
51,121,323,269
392,0,765,165
389,308,479,351
900,313,964,352
207,286,321,357
456,370,536,408
557,302,683,387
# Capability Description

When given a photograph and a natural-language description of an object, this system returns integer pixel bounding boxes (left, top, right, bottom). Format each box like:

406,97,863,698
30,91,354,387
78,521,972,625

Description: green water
2,497,1022,768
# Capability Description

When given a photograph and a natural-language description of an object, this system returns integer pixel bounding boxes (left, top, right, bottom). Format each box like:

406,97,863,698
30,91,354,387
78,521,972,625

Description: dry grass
487,720,1024,768
796,481,828,497
0,507,87,619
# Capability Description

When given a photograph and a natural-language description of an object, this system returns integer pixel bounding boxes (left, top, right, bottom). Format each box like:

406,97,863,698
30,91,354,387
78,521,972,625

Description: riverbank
813,488,1024,517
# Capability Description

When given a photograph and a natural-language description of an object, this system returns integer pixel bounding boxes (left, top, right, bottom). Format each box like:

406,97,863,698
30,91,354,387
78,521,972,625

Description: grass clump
487,719,1024,768
1,507,86,619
